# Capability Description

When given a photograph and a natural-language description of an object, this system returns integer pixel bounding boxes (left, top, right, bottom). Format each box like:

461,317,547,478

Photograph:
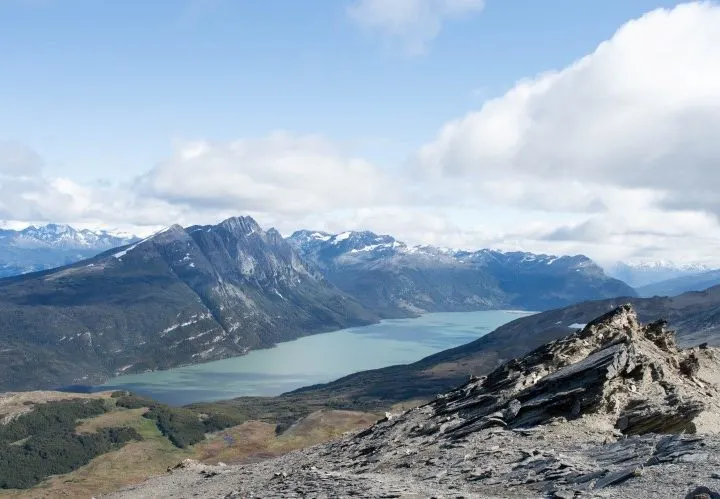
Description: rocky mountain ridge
0,223,138,277
289,229,636,315
108,305,720,498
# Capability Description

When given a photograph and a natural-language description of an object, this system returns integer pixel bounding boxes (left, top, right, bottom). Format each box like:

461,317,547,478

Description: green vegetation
143,405,245,448
143,406,206,448
112,391,157,409
0,398,109,444
0,399,141,489
111,391,245,449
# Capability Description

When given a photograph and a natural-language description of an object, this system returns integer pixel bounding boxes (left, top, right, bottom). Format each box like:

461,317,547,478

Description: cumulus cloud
136,132,395,216
416,2,720,212
0,143,185,232
347,0,484,53
409,2,720,263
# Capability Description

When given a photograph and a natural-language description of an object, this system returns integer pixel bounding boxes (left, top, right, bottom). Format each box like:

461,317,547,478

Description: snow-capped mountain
288,230,635,315
0,217,376,390
605,260,715,288
4,223,137,250
0,224,139,277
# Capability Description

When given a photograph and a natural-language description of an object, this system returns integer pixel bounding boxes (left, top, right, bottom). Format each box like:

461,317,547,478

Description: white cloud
416,3,720,208
136,132,395,216
347,0,484,53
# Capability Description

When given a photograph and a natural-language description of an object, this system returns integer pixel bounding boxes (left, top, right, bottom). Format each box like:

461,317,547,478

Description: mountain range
0,217,637,392
605,260,713,288
288,229,635,315
0,224,138,277
3,224,719,299
0,217,376,391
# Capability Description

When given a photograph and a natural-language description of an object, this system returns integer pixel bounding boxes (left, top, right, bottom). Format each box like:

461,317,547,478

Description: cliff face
107,305,720,498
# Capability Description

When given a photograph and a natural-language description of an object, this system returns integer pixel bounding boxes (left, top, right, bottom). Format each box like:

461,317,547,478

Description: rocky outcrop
107,305,720,498
432,305,711,438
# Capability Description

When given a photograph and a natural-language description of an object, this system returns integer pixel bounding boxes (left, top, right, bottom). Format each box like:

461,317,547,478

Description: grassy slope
0,393,378,498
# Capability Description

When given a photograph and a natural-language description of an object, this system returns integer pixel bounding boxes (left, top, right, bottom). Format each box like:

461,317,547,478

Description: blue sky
1,0,686,179
1,0,720,264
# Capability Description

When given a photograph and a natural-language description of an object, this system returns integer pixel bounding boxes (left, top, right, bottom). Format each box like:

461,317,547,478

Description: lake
100,310,533,405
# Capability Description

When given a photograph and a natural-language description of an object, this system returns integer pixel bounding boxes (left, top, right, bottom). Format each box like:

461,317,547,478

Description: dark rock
592,466,642,489
685,486,720,499
681,353,702,377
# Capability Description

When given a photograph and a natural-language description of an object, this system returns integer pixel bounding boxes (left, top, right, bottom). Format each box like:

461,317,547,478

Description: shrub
0,399,141,489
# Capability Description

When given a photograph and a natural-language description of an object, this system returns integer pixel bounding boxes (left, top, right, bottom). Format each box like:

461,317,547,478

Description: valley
2,219,720,498
0,216,636,392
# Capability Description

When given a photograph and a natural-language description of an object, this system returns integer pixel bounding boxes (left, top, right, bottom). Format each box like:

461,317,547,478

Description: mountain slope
637,269,720,297
0,224,138,277
289,230,635,315
109,306,720,498
0,217,377,391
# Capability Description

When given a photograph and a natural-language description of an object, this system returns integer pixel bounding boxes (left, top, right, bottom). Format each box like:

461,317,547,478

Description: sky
1,0,719,265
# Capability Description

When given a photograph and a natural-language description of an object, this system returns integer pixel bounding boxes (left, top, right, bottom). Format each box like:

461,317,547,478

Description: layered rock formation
108,305,720,498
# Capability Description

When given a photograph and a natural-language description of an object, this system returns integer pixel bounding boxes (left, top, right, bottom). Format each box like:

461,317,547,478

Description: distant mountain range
636,269,720,298
0,217,376,391
605,260,713,288
0,224,138,277
289,229,636,315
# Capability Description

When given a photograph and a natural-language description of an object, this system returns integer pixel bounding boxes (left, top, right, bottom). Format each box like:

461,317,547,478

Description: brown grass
75,408,148,433
195,409,377,465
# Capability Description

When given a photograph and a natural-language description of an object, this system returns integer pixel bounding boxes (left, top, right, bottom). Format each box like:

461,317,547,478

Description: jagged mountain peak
219,216,262,236
0,215,378,390
5,223,138,249
289,230,333,243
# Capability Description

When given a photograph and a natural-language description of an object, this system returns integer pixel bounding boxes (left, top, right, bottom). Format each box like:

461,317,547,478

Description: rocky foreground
107,305,720,498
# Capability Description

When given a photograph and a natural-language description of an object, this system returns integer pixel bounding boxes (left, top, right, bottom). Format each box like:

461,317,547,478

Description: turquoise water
101,310,532,405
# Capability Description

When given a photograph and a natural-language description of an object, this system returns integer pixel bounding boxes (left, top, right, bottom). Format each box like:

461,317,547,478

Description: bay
100,310,533,405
